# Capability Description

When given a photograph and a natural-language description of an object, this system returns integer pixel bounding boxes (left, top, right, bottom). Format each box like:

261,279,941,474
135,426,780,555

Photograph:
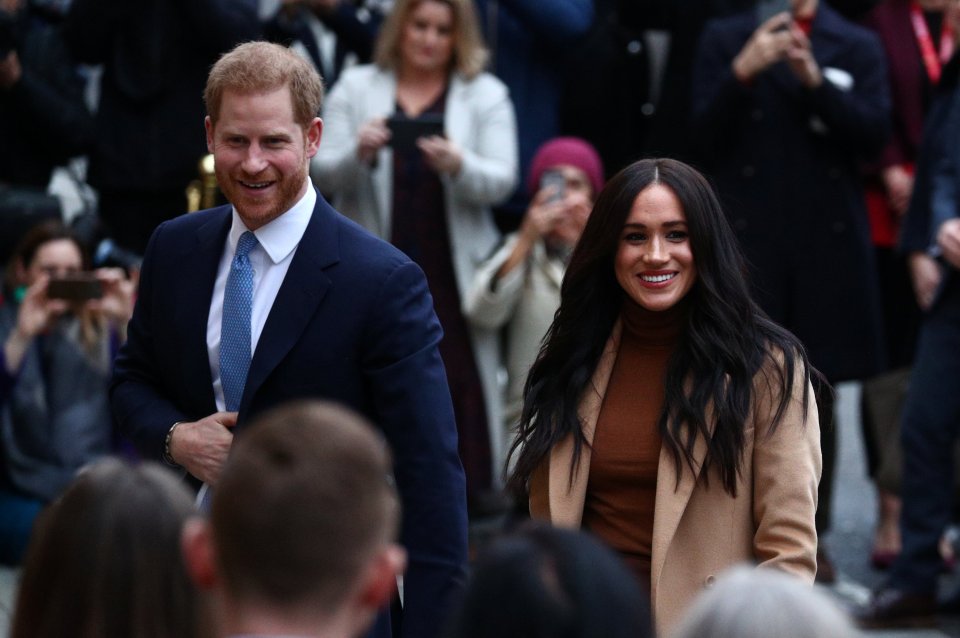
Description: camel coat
529,322,821,633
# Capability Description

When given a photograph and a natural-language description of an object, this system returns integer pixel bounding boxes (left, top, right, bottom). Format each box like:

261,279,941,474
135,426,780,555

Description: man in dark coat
858,24,960,626
62,0,261,255
691,0,891,582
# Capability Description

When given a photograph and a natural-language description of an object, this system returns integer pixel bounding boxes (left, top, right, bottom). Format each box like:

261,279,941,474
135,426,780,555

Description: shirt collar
228,181,317,264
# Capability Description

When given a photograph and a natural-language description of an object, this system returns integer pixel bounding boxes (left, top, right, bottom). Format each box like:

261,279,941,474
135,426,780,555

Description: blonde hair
374,0,489,80
204,41,324,128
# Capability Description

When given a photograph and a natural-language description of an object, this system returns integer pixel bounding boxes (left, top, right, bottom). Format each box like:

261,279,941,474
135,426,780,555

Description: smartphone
385,114,445,150
755,0,791,24
540,169,566,203
47,273,103,301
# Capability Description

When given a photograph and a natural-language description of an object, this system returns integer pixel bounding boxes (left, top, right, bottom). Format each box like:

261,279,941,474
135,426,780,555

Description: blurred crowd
4,0,960,634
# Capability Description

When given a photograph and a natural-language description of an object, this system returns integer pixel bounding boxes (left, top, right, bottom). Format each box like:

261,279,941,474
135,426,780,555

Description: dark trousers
891,277,960,592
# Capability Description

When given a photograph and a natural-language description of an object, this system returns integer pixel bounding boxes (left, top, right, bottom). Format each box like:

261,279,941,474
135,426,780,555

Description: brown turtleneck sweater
582,299,685,594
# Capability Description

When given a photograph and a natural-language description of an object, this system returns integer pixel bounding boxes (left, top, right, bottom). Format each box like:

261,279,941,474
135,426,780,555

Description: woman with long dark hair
507,158,822,634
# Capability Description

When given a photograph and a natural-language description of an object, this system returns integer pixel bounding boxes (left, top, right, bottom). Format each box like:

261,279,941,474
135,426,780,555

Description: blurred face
615,184,697,312
545,165,595,248
949,0,960,33
23,239,83,286
206,86,322,231
400,0,455,75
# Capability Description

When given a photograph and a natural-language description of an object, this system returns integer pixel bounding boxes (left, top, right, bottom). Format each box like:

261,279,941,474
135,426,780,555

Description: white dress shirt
206,183,317,412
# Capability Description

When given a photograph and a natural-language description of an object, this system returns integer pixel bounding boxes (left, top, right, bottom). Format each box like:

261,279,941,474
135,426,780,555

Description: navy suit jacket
111,192,468,638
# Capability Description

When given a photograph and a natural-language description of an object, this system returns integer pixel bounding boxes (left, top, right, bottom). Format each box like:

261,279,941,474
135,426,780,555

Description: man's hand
4,276,69,373
732,12,793,82
520,185,566,243
785,24,822,89
87,267,136,324
882,165,915,217
909,251,942,311
0,51,22,90
418,135,463,176
168,412,238,485
937,218,960,270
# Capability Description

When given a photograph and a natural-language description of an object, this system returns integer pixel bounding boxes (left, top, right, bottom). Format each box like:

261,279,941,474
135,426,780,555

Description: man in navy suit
110,41,467,638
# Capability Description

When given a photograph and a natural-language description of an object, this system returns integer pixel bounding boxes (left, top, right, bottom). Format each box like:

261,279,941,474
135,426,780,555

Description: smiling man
110,41,467,638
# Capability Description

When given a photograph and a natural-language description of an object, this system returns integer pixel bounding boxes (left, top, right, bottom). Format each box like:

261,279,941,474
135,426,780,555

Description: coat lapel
238,193,339,417
547,321,621,526
649,405,712,603
177,209,232,416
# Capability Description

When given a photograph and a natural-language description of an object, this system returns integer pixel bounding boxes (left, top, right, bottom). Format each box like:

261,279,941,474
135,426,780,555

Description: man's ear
205,116,215,154
306,117,323,159
181,517,219,590
357,544,407,609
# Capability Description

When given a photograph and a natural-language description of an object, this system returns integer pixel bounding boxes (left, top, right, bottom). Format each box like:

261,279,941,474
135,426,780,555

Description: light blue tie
220,231,258,412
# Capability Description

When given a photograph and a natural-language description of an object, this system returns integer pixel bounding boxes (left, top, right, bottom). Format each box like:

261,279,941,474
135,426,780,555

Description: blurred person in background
860,0,953,571
182,401,406,638
62,0,261,255
312,0,518,513
10,458,210,638
263,0,392,88
464,137,603,471
691,0,891,583
0,221,134,565
474,0,592,227
444,523,653,638
858,0,960,627
0,0,94,265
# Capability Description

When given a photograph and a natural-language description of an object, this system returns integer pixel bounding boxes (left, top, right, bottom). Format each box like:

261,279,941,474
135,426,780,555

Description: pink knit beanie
527,137,605,197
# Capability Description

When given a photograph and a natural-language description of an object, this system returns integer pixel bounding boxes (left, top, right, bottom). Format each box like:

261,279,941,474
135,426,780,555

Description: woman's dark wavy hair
507,158,815,498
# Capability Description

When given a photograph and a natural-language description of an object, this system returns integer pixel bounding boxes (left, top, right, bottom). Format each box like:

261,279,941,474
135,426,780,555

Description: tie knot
236,231,259,258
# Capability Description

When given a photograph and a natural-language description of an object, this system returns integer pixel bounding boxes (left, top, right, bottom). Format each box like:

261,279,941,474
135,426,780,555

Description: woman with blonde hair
313,0,518,510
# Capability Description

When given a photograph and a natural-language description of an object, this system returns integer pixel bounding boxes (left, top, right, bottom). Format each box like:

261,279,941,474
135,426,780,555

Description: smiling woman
508,158,823,635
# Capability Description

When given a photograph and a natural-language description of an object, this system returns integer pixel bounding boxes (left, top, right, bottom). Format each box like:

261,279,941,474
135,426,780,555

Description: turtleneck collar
619,295,690,348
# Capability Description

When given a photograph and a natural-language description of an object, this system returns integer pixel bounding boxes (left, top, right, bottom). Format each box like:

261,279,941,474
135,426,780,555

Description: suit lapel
178,209,232,415
238,193,339,416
